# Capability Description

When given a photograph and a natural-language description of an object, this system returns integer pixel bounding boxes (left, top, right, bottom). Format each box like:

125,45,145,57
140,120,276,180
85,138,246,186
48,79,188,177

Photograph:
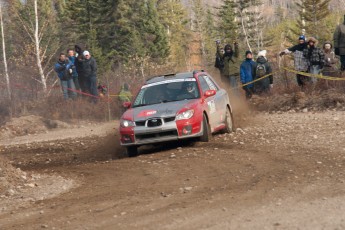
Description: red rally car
119,70,235,157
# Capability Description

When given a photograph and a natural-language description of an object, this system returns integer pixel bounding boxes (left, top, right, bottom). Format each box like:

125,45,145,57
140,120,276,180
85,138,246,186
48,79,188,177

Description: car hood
123,99,199,121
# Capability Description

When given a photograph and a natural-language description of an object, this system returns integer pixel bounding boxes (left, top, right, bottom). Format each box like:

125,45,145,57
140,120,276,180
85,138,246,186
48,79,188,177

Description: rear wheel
126,146,138,157
223,107,234,133
199,114,210,142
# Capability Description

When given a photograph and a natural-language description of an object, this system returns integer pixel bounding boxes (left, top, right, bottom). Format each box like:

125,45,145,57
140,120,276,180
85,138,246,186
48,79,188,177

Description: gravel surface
1,111,345,229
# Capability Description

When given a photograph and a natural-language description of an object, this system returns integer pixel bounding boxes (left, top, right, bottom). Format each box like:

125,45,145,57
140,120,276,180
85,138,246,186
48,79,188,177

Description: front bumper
120,118,202,146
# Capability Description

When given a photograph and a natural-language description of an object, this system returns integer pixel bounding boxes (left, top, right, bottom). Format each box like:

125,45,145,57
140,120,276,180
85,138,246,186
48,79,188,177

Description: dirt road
1,111,345,229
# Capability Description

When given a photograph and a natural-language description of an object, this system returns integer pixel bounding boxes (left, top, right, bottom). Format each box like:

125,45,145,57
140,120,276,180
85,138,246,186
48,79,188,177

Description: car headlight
120,119,136,127
176,109,194,120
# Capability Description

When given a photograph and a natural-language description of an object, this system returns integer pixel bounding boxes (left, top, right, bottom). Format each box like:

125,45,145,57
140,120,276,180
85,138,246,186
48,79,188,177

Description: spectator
118,83,133,103
322,41,339,77
67,49,80,91
82,50,98,102
54,53,77,100
280,35,309,88
240,50,256,99
214,39,224,73
74,44,87,92
254,50,273,95
333,15,345,71
216,41,241,94
303,37,324,83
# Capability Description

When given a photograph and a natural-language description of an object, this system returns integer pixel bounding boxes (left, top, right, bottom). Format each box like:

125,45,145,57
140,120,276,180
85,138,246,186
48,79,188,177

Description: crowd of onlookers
215,40,273,99
54,45,98,101
215,15,345,99
54,45,132,106
55,16,345,104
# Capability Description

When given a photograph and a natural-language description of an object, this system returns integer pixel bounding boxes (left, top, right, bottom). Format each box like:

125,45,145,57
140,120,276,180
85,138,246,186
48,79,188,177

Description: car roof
145,72,194,84
145,70,208,85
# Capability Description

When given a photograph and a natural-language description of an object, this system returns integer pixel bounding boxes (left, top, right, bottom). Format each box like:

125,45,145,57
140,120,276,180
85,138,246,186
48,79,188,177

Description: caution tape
282,67,345,81
241,72,277,88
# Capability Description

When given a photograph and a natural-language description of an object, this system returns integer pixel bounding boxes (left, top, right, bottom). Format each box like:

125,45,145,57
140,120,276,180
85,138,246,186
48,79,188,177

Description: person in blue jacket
240,50,256,99
54,53,77,99
67,49,81,91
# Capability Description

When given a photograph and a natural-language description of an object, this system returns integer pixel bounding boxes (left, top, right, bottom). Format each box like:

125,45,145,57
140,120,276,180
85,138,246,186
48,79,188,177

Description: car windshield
133,79,200,107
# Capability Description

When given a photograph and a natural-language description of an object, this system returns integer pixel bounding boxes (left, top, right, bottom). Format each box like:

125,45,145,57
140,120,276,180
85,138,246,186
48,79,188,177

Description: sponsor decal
137,110,157,117
207,100,216,114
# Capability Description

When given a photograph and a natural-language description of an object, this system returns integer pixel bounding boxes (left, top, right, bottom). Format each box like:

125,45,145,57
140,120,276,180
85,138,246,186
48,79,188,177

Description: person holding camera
216,40,241,95
54,53,77,100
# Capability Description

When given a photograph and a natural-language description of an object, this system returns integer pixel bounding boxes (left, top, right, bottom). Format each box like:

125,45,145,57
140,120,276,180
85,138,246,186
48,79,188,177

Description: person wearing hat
216,41,241,94
280,35,309,88
82,50,99,102
322,41,339,78
333,15,345,71
240,50,256,99
303,37,324,83
253,50,273,95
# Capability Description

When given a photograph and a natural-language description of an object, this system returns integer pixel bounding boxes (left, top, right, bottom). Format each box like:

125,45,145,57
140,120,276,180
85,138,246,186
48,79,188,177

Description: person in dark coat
74,44,87,92
82,50,98,102
240,51,256,99
303,37,325,83
216,41,241,95
333,15,345,71
254,50,273,95
280,35,309,88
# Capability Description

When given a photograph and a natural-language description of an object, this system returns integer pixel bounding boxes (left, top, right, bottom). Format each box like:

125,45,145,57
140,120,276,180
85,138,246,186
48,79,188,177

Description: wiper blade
133,104,148,108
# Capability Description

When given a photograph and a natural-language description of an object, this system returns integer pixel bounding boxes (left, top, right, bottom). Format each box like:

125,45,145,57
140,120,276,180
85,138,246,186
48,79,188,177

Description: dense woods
0,0,344,119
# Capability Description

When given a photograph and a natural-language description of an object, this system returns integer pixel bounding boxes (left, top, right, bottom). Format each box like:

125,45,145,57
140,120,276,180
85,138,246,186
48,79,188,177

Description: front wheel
126,146,138,157
223,107,234,133
199,114,210,142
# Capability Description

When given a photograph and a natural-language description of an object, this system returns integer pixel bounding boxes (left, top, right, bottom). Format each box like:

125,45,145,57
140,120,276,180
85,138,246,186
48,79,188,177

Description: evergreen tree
217,0,238,43
157,0,190,70
140,0,169,60
291,0,331,42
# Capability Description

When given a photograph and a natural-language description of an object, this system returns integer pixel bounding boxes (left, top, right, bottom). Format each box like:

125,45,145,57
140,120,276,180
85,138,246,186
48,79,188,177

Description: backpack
256,63,266,78
214,54,224,69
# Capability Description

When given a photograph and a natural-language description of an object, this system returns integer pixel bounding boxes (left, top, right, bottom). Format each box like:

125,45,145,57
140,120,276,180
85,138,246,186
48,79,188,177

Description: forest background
0,0,344,121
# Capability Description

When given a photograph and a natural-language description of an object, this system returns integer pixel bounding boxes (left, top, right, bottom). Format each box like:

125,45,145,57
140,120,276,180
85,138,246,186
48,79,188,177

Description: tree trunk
34,0,47,93
239,10,252,52
0,4,11,99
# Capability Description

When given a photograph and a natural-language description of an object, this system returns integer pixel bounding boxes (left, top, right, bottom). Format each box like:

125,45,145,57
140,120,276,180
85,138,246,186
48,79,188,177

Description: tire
126,146,138,157
199,114,210,142
223,107,234,133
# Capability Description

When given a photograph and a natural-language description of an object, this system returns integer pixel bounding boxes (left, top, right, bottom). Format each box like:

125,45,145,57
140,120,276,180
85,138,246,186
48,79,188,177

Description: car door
198,75,218,130
203,75,226,127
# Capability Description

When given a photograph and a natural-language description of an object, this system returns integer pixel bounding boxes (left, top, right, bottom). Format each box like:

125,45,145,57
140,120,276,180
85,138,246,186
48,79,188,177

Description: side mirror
204,90,216,98
123,102,131,108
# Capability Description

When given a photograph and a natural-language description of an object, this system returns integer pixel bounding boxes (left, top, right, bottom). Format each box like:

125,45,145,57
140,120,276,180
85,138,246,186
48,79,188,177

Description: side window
198,76,210,93
204,75,219,91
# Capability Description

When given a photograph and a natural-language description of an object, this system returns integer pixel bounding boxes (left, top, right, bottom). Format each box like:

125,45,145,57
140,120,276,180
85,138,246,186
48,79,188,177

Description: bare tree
34,0,47,93
0,3,10,98
10,0,60,95
239,10,252,52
